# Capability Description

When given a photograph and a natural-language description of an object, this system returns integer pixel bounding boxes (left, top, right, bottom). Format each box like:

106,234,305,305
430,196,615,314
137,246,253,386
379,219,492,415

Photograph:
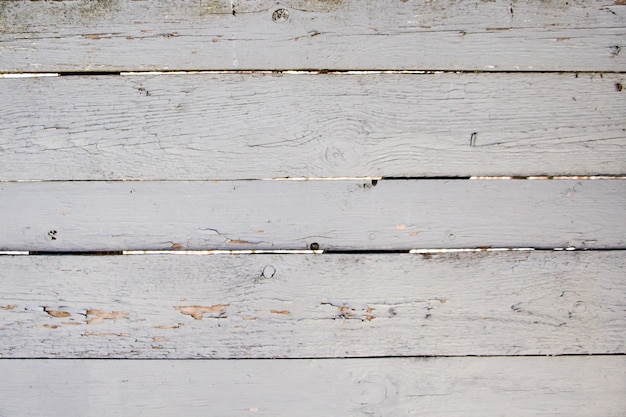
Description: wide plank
1,0,625,72
0,356,624,417
0,179,623,251
1,251,624,358
1,72,625,180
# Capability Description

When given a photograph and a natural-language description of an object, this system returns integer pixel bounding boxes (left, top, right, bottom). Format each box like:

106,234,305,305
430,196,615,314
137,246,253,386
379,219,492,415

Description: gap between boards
2,69,626,78
3,176,625,184
2,247,624,256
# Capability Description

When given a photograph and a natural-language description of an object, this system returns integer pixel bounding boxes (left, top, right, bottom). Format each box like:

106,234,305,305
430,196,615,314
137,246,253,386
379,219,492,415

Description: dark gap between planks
2,353,625,361
8,247,625,256
3,70,626,77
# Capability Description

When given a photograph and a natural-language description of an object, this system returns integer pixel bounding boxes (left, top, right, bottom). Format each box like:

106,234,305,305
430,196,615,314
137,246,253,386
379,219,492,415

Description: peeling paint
44,309,71,318
270,309,290,315
229,239,256,244
175,304,228,320
86,309,129,324
321,302,376,321
0,304,17,310
154,323,184,329
83,331,130,337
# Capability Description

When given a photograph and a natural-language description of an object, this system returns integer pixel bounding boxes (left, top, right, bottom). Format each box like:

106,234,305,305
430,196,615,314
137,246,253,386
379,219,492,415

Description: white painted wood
1,72,624,180
1,0,625,72
0,356,624,417
0,251,623,358
0,179,623,251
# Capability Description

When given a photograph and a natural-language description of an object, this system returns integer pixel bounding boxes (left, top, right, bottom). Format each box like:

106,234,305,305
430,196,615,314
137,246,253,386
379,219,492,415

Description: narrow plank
1,73,624,180
1,0,625,72
0,251,623,358
0,357,624,417
0,179,623,251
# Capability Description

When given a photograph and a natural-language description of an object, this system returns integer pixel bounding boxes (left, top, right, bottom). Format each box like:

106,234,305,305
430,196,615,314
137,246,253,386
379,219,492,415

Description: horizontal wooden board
1,0,625,72
0,357,625,417
0,179,624,251
0,251,624,358
1,73,625,180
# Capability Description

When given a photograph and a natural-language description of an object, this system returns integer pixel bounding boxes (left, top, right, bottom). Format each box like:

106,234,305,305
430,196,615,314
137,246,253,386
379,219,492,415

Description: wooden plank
1,73,625,180
0,356,624,416
0,179,623,251
1,0,625,72
0,251,623,358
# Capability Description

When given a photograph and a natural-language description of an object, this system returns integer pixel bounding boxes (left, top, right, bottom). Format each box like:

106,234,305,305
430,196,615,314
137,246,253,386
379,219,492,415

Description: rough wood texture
1,72,625,180
1,0,625,72
0,356,625,417
1,251,624,358
1,179,623,251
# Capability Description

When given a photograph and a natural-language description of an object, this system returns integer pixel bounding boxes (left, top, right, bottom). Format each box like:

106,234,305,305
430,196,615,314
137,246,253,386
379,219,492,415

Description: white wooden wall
0,1,624,415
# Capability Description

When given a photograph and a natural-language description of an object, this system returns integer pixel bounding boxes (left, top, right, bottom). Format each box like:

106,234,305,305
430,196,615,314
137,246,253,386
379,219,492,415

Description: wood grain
1,72,625,180
1,251,624,358
1,179,624,251
1,0,625,72
1,357,624,417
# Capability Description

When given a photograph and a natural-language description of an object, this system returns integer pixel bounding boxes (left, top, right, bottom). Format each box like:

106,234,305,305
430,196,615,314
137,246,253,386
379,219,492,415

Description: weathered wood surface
1,179,624,251
0,356,624,417
1,251,624,358
1,0,625,72
1,73,625,180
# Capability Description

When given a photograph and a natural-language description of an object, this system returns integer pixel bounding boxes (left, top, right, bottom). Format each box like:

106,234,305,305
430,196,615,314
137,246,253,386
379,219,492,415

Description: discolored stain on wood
171,243,184,249
175,304,229,320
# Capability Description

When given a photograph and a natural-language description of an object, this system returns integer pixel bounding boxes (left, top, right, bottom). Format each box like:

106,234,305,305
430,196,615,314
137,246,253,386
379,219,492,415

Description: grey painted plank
1,73,625,180
0,179,624,251
0,357,624,417
1,0,625,72
0,251,624,358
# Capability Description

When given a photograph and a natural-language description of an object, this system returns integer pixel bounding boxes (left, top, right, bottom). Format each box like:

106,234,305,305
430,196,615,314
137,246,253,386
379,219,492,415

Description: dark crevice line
27,251,123,256
58,70,122,76
2,353,624,361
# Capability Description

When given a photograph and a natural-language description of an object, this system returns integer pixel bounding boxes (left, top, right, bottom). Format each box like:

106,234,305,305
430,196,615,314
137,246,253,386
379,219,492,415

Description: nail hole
272,8,289,23
616,82,623,92
310,242,320,250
